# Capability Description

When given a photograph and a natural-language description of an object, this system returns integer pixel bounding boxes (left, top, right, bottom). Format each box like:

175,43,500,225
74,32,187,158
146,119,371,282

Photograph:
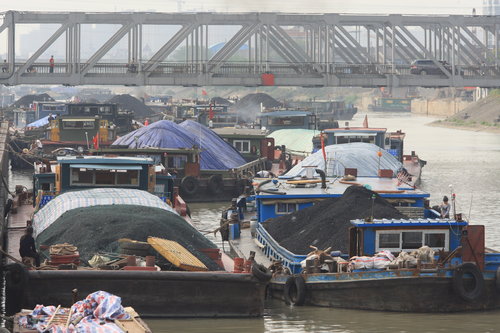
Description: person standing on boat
19,226,40,267
439,196,450,218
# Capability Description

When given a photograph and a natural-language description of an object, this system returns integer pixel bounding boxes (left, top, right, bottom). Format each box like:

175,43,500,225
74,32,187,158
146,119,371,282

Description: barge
4,156,271,318
268,218,500,312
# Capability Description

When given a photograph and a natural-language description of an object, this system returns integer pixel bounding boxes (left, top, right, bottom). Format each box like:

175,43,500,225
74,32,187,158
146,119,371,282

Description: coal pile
264,186,407,254
107,94,154,118
233,93,283,121
12,93,54,108
234,93,282,110
210,96,232,105
36,205,220,270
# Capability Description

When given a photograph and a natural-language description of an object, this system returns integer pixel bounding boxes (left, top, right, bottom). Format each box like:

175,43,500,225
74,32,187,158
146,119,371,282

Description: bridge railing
1,61,500,79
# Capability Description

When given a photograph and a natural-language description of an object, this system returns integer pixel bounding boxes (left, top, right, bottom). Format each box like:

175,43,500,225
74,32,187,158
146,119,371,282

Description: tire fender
180,176,199,196
207,175,224,195
496,266,500,292
284,274,306,306
453,263,485,302
5,263,28,315
234,179,248,196
251,263,272,283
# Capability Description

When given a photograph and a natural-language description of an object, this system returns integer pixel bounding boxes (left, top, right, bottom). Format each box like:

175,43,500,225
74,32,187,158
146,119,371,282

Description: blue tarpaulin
112,120,246,170
179,120,246,170
113,120,195,149
26,115,50,128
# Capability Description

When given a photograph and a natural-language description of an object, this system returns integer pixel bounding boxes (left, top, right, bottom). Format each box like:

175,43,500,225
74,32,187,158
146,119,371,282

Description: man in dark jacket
19,226,40,267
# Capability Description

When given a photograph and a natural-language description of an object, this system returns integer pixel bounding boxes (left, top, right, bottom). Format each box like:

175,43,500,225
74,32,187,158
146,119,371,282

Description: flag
92,133,99,150
208,103,214,120
363,115,369,128
320,133,327,162
201,89,207,96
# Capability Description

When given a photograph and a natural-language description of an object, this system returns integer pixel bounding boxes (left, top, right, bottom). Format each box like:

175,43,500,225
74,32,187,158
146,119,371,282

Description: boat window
402,232,423,249
167,156,187,168
71,169,139,186
234,140,251,153
116,170,139,185
376,229,449,252
276,203,298,214
425,233,446,248
95,170,115,185
71,168,93,184
62,121,95,129
379,233,400,248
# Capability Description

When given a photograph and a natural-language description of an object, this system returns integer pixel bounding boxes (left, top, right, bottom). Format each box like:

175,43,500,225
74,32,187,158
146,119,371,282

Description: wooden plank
147,237,207,271
285,179,323,184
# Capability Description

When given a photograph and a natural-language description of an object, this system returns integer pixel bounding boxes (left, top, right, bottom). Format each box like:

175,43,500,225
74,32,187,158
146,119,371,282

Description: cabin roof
57,156,154,165
323,127,388,133
213,127,268,137
350,218,468,228
256,176,428,198
257,110,311,117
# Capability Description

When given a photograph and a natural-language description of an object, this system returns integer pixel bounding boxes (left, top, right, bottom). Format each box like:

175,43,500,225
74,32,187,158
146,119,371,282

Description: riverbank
428,119,500,134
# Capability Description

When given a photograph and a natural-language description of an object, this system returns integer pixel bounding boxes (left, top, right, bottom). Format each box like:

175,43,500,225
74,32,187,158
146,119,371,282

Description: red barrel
233,257,244,273
126,255,136,266
145,256,155,267
243,259,253,273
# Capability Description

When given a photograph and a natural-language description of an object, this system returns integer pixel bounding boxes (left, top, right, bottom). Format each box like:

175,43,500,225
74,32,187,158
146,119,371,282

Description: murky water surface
11,113,500,332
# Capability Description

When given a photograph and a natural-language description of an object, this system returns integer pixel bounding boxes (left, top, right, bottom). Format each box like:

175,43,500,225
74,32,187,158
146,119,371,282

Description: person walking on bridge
49,55,54,73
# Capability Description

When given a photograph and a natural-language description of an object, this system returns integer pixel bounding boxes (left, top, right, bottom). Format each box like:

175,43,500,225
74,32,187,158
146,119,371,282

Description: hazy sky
0,0,485,15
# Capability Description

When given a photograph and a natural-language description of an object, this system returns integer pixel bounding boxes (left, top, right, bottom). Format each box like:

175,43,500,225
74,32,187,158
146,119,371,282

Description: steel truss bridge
2,11,500,87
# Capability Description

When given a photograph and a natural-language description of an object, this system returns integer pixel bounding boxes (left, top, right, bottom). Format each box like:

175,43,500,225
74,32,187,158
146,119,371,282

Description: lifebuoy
453,263,485,302
180,176,199,196
251,263,272,282
207,175,224,195
284,274,306,306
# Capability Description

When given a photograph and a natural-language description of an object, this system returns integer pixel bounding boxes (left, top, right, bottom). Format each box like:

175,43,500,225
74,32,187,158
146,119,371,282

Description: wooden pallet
147,237,208,271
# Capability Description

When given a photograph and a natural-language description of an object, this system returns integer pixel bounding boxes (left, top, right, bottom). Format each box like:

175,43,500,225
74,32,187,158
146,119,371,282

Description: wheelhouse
348,218,466,258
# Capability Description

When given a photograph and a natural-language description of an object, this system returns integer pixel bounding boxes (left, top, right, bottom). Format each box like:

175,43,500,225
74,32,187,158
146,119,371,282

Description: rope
1,173,15,197
7,143,41,166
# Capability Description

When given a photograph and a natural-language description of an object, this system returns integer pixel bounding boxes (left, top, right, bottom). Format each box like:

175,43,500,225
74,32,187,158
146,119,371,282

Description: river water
10,112,500,332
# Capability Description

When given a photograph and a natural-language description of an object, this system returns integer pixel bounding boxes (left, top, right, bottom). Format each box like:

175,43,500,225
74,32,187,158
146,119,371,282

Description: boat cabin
12,108,36,129
288,100,358,129
67,103,134,134
33,101,68,119
348,218,466,258
368,98,411,112
90,147,202,179
46,115,116,144
213,127,275,162
33,156,176,206
313,127,406,161
258,111,317,132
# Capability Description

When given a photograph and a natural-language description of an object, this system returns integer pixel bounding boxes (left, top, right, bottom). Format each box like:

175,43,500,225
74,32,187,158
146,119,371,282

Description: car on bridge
410,59,464,76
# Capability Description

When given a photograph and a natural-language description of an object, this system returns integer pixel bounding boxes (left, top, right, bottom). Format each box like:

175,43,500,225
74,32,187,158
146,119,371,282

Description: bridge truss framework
1,11,500,87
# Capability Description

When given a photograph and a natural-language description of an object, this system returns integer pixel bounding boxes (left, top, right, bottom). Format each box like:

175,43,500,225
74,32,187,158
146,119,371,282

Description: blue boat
228,159,500,312
267,217,500,312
